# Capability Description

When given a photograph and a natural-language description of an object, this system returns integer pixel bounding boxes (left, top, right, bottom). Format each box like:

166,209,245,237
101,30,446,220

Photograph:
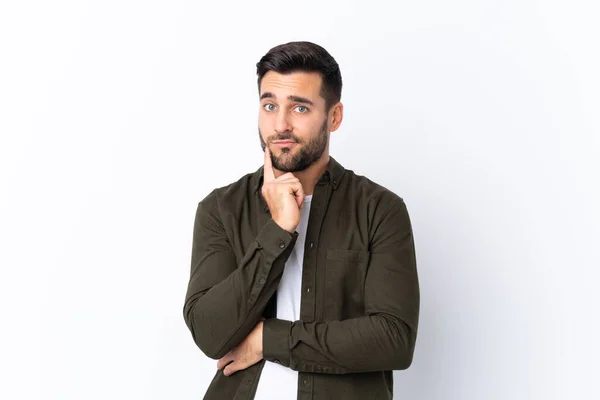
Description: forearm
262,314,416,374
263,200,419,374
184,215,298,359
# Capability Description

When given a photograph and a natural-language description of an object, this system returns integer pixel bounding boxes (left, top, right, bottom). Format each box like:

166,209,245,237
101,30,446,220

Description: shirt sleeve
183,190,298,359
262,199,419,374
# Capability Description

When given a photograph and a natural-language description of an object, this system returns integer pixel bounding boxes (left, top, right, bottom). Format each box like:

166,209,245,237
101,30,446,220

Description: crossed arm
183,191,419,375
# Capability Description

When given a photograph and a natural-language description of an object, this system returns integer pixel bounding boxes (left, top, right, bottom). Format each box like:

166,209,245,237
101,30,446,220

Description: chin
271,147,297,159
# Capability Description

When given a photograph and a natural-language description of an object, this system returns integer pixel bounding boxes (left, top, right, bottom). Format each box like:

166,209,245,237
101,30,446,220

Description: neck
273,153,330,196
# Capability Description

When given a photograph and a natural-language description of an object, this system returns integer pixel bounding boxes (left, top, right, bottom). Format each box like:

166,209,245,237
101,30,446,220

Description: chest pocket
324,249,370,320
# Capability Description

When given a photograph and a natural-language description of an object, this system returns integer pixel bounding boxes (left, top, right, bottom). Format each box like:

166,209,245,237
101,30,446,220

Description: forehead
259,71,324,103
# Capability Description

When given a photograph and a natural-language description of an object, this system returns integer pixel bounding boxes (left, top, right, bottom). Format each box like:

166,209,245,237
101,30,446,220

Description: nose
274,110,292,134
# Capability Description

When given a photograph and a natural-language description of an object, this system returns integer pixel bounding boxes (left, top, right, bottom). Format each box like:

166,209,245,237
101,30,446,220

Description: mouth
272,140,297,147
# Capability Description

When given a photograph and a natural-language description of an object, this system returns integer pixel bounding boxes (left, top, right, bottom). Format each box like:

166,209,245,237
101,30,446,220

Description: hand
217,320,264,376
262,147,305,233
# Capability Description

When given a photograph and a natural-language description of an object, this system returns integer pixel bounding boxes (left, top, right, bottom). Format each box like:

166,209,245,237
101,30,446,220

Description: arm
262,199,419,374
183,190,298,359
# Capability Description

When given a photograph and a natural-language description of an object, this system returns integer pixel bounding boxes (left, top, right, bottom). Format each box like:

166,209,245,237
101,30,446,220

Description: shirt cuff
262,318,292,367
255,218,298,261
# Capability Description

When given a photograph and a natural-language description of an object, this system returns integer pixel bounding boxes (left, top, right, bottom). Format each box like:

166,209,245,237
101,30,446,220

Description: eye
263,103,276,112
295,105,309,113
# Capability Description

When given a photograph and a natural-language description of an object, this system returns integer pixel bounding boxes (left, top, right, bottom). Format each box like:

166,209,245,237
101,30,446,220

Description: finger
289,181,305,208
274,172,296,182
217,351,235,370
296,192,305,209
224,360,243,377
276,177,300,184
263,147,275,182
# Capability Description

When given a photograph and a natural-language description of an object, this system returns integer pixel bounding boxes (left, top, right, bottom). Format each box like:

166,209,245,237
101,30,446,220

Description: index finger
263,147,275,182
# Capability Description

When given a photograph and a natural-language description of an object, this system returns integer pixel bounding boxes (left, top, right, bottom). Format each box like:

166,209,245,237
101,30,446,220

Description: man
183,41,419,400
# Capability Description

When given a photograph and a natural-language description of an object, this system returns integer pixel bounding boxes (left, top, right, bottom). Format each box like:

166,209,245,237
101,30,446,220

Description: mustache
268,132,302,143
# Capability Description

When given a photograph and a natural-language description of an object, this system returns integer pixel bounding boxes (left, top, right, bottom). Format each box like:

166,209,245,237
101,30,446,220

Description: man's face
258,71,329,173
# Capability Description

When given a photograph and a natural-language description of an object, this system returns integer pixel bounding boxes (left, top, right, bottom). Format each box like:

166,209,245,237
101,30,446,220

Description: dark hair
256,41,342,111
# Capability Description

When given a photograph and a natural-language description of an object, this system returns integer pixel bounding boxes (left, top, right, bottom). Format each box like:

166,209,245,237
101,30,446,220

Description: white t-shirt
253,194,312,400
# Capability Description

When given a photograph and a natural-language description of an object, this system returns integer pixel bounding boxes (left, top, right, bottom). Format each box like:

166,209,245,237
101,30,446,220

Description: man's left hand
217,320,264,376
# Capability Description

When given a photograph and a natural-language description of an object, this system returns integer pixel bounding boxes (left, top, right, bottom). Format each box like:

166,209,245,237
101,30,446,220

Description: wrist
273,217,296,233
258,321,264,358
262,318,292,367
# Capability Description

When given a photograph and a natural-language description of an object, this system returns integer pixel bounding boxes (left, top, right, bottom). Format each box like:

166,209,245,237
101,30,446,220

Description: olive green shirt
183,156,419,400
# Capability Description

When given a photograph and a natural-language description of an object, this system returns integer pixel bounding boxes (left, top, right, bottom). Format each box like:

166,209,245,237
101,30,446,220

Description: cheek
299,117,324,135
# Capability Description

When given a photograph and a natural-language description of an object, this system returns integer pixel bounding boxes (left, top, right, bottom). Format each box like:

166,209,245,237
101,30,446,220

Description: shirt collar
252,156,345,193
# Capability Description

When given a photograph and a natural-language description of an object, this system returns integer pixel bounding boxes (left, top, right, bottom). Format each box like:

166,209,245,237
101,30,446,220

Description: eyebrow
260,92,315,106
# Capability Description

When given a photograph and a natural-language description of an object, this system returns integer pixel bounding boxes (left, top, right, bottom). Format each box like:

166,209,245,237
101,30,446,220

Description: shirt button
259,277,266,285
306,287,311,293
303,379,309,385
309,241,314,248
279,241,285,249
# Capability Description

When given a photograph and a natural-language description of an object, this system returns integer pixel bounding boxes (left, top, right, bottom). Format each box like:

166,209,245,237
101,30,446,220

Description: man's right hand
261,147,305,233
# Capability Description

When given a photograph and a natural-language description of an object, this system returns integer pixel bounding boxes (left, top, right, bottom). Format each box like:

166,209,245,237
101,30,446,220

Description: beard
258,119,329,173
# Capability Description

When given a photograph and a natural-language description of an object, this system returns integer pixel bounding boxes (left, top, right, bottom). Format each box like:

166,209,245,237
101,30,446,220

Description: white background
1,1,599,399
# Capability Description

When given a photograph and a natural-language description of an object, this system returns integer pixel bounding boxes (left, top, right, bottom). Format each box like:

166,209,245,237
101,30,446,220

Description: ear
328,102,344,132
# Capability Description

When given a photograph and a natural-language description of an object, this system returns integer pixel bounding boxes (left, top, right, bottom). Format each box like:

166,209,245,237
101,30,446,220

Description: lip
272,141,297,147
